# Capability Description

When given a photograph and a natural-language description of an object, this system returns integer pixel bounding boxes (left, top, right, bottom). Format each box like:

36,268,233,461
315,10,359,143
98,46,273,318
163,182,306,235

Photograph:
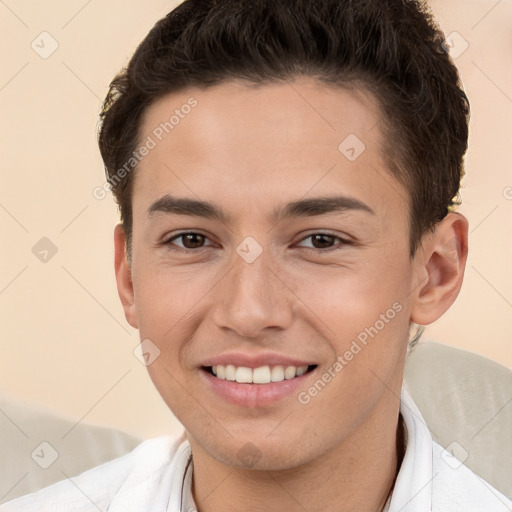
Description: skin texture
114,78,469,512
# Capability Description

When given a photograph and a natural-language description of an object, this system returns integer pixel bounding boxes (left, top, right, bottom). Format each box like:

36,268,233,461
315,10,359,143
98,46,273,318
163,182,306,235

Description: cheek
133,269,208,416
293,252,409,324
290,257,410,425
288,247,412,381
133,263,209,335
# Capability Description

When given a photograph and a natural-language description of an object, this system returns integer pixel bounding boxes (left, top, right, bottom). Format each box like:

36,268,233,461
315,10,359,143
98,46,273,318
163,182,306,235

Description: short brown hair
98,0,470,259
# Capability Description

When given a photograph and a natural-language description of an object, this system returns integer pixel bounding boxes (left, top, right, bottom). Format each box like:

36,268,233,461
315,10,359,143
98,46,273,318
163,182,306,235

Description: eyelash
162,231,353,253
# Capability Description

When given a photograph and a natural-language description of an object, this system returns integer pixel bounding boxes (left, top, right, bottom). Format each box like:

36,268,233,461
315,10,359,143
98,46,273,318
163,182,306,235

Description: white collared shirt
2,385,511,511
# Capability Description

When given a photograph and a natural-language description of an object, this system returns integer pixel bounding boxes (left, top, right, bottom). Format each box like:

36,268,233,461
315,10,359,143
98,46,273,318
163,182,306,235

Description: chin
195,432,318,471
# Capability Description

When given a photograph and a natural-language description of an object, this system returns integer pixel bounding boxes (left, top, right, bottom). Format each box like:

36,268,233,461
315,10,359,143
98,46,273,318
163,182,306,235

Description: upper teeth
211,365,308,384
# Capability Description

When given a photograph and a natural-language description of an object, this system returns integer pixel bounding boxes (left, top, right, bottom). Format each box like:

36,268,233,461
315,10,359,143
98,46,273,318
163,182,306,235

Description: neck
188,385,405,512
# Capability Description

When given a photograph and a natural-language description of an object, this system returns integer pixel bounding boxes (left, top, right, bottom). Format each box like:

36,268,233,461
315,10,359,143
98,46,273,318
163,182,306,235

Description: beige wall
1,0,511,440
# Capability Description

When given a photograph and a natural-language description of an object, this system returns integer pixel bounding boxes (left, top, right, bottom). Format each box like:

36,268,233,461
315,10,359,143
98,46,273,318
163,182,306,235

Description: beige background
1,0,511,440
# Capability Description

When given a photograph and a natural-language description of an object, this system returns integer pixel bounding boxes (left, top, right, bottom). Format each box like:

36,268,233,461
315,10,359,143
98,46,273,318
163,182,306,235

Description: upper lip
201,352,316,369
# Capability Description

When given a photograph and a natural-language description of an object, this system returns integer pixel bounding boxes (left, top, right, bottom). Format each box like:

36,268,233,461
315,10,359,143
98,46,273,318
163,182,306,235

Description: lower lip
199,368,315,408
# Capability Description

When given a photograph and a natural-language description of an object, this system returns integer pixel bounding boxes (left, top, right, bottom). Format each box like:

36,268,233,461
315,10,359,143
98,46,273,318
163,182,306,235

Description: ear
410,212,469,325
114,224,138,329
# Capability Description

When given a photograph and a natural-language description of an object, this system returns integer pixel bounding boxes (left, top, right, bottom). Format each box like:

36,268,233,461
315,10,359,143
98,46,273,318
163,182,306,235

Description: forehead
133,78,408,227
139,78,382,161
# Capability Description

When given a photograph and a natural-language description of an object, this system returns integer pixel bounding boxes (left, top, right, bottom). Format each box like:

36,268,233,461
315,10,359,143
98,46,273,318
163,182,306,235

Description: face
116,78,439,470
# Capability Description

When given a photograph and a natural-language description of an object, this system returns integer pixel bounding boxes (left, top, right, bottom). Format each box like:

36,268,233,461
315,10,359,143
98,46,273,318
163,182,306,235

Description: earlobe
114,224,138,329
410,212,469,326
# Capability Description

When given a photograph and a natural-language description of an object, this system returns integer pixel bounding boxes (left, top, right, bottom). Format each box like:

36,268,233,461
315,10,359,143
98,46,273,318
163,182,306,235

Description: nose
211,247,294,339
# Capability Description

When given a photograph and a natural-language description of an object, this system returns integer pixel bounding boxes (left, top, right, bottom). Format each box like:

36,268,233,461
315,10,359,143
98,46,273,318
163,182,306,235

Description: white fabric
403,340,512,498
1,385,511,512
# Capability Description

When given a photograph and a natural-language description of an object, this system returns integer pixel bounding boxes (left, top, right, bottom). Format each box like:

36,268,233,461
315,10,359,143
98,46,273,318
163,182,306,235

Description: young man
2,0,511,511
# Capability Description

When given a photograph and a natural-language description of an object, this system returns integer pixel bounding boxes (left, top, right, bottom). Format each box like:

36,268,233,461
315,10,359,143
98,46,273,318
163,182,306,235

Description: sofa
1,340,511,503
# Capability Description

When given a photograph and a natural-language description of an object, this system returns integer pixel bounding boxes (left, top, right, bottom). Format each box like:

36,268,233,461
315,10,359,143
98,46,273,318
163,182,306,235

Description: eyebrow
147,194,375,222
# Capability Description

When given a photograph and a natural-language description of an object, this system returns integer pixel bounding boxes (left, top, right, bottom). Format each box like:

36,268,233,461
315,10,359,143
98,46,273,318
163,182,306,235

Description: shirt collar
387,384,433,512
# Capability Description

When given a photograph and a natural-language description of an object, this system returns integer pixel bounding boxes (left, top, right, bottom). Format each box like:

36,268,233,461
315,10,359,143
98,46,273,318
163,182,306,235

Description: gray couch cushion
404,340,512,499
0,395,142,503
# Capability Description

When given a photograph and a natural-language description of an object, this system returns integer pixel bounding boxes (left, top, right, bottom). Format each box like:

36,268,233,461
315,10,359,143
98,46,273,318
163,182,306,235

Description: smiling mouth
202,364,318,384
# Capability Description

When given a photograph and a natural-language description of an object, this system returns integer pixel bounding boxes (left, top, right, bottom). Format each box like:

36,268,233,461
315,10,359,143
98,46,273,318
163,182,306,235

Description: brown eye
296,233,351,251
310,234,336,249
165,232,213,251
180,233,206,249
